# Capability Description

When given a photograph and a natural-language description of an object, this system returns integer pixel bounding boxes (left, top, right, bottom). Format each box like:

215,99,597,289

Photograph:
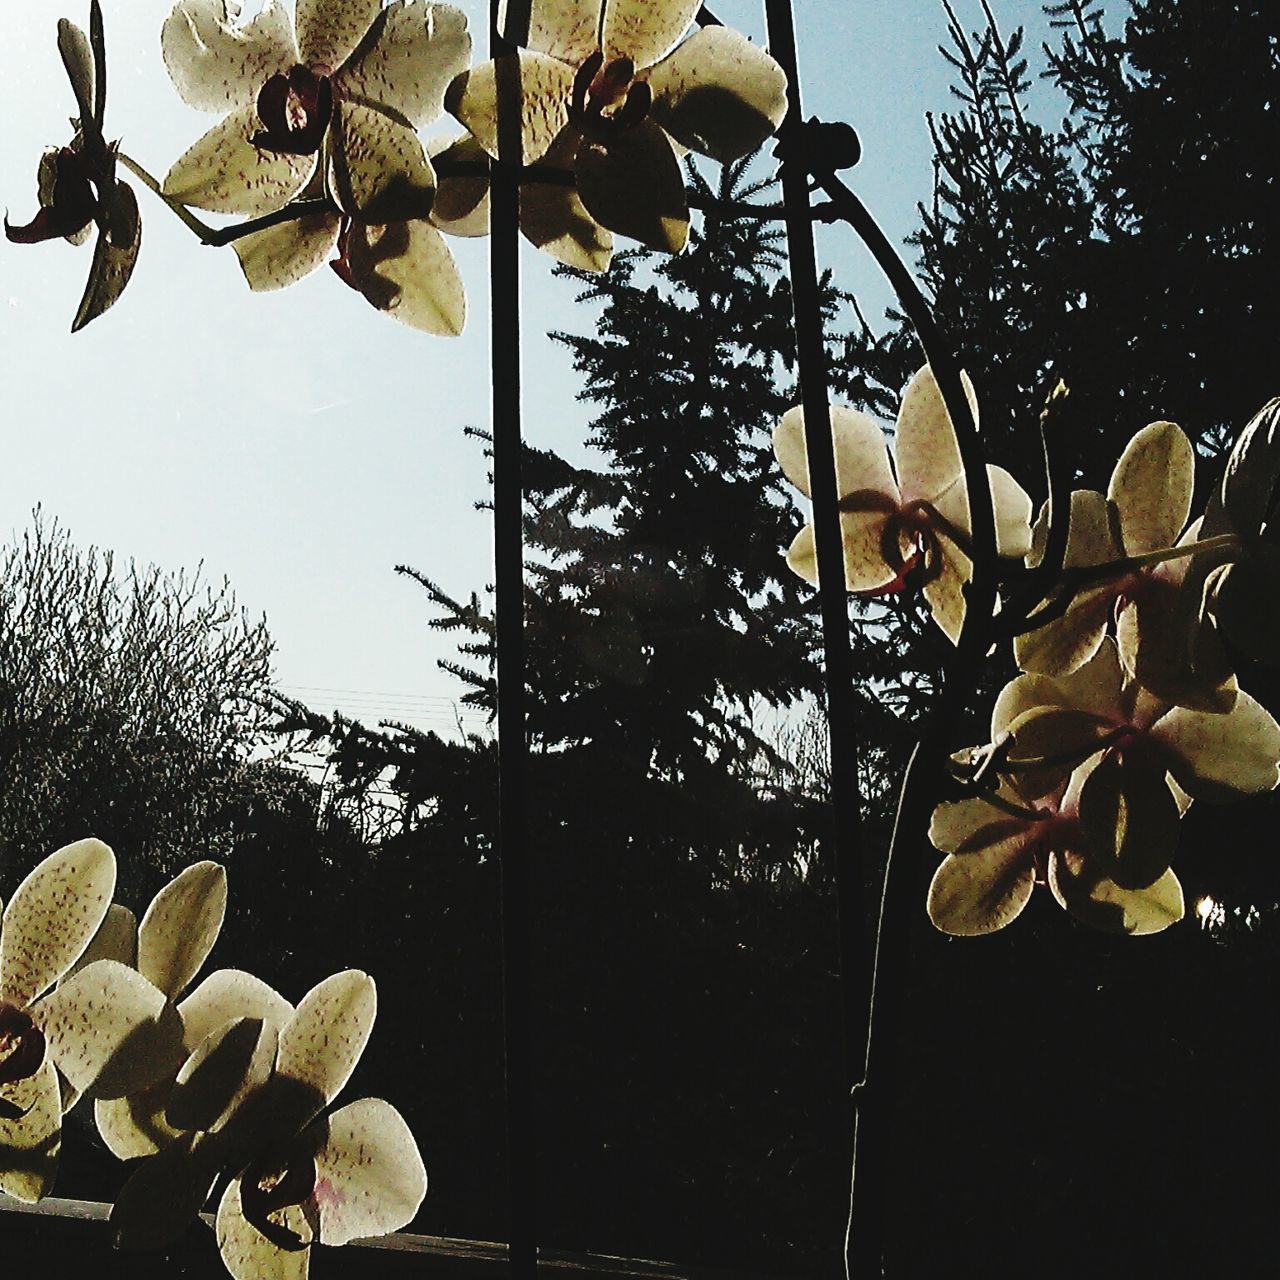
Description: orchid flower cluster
0,840,424,1279
777,376,1280,937
7,0,789,333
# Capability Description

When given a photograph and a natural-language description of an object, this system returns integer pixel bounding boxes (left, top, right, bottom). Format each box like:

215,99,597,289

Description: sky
0,0,1078,737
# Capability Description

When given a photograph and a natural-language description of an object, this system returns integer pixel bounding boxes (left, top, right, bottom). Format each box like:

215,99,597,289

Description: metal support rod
759,0,872,1247
490,1,536,1274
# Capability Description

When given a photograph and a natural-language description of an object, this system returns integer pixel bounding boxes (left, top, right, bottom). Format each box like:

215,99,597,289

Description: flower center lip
3,147,99,245
240,1148,318,1250
569,51,653,143
252,66,334,156
0,1001,46,1086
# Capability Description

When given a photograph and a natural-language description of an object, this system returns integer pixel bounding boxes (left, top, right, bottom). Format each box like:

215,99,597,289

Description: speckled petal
1050,852,1183,935
63,902,137,984
33,959,181,1099
784,511,899,594
216,1175,312,1280
297,0,381,74
178,968,294,1051
1151,692,1280,801
773,405,897,503
927,837,1037,936
338,2,471,127
168,1016,278,1133
164,105,317,216
277,970,376,1111
327,100,436,222
95,1082,179,1160
138,862,227,1000
0,1057,61,1203
344,219,467,336
303,1097,427,1245
922,538,970,644
57,19,96,128
428,134,491,236
647,26,787,163
234,210,343,291
503,0,600,62
0,838,115,1006
1077,750,1181,890
161,0,298,113
1014,583,1114,678
575,122,689,253
520,128,613,269
602,0,699,68
1109,421,1193,556
445,51,576,167
894,365,975,507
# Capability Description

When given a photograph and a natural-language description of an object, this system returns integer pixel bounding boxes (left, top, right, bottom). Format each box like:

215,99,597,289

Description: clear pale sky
0,1,1072,735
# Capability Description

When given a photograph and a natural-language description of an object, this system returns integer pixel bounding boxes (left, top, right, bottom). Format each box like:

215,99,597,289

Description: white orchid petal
344,220,467,336
575,123,689,253
164,105,317,216
178,968,294,1052
277,970,376,1111
602,0,700,69
446,51,576,167
327,100,437,222
0,1057,61,1203
894,364,975,506
234,211,343,291
216,1175,312,1280
647,26,788,163
773,405,897,503
339,1,472,127
161,0,298,113
0,838,115,1005
33,960,181,1099
504,0,600,62
138,862,227,1000
1109,421,1194,556
305,1097,427,1244
95,1084,179,1161
297,0,382,73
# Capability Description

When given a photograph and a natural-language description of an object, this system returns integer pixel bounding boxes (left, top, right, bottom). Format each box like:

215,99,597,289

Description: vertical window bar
490,1,537,1275
758,0,871,1270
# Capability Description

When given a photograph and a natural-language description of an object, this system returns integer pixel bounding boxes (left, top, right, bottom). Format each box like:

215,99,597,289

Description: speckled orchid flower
988,638,1280,908
926,770,1187,937
4,3,141,331
0,841,174,1202
446,0,788,254
1016,421,1206,687
112,970,426,1280
161,0,471,223
773,365,1033,642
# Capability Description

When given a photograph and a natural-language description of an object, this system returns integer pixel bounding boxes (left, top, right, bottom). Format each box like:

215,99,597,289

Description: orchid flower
4,2,141,331
161,1,471,223
773,365,1033,642
0,841,175,1202
112,970,426,1280
927,771,1187,937
1016,421,1214,695
446,0,788,254
994,639,1280,897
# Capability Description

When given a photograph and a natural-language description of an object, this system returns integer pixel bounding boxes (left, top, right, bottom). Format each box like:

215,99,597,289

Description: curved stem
116,150,336,247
